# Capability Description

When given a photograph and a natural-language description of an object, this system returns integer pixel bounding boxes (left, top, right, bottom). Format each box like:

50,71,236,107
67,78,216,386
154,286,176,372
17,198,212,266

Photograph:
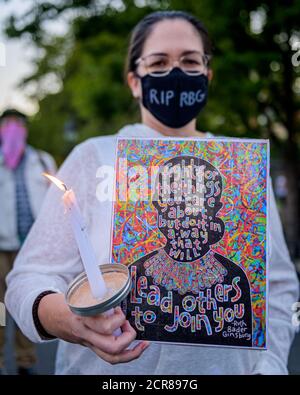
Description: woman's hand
38,293,149,364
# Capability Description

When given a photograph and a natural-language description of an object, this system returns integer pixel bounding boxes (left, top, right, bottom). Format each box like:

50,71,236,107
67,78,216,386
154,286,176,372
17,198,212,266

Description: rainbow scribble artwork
111,137,269,349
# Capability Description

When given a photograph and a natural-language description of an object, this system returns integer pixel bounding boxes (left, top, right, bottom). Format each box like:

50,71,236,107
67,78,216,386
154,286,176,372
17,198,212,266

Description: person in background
0,109,56,375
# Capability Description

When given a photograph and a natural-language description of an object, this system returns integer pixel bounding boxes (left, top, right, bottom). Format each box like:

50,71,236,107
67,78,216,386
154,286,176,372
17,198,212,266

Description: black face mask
140,67,209,129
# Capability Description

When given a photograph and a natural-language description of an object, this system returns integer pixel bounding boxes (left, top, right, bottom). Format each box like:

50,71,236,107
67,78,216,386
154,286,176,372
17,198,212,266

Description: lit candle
43,173,107,300
44,173,122,337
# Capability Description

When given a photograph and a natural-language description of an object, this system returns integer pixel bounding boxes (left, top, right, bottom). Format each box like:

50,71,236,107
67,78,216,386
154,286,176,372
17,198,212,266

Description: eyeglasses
135,52,210,77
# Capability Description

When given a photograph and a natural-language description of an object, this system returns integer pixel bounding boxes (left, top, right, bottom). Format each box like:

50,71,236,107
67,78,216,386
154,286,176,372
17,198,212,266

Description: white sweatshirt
5,124,299,375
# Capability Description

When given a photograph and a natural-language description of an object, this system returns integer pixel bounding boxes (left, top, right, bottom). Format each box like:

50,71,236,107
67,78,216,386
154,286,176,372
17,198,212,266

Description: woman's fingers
83,306,126,335
77,307,147,363
112,320,137,351
120,319,136,337
89,340,150,365
82,319,137,355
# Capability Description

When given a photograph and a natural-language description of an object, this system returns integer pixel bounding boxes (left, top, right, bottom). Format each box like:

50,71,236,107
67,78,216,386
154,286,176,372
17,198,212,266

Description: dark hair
125,10,213,76
0,108,27,123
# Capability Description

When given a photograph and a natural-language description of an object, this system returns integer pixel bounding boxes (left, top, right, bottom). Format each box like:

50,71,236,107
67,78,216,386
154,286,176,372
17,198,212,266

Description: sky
0,1,270,117
0,0,38,115
0,0,68,116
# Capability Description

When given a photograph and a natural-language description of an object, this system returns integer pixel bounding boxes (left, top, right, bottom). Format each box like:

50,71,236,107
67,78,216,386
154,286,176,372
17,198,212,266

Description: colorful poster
111,137,269,349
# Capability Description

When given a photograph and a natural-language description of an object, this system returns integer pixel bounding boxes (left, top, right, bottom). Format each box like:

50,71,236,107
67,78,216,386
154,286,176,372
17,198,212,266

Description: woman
5,11,299,374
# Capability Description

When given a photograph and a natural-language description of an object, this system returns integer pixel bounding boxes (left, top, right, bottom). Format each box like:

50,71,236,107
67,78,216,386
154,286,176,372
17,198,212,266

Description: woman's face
128,19,211,101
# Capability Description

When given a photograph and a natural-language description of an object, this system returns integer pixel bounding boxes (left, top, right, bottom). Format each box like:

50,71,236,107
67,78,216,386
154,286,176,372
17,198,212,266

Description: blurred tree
1,0,300,256
169,0,300,257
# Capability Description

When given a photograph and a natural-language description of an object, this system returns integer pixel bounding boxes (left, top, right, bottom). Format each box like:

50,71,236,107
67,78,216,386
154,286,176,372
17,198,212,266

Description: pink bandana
0,119,27,170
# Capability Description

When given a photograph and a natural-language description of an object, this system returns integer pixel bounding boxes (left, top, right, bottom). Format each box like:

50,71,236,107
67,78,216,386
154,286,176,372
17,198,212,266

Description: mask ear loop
133,70,142,79
131,70,143,102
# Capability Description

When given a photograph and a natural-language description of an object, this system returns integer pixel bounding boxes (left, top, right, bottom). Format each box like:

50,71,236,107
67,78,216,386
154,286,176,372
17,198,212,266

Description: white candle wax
63,189,107,300
42,173,123,337
105,308,122,337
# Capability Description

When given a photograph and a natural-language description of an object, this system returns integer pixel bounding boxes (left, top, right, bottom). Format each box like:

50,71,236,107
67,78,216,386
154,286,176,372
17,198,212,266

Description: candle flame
43,173,68,191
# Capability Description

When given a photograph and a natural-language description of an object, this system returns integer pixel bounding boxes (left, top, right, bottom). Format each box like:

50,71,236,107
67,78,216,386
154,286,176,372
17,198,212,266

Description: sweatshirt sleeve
252,182,299,374
5,144,88,343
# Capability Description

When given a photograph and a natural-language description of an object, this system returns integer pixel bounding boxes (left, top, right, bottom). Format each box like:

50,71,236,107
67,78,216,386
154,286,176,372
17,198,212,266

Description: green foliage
2,0,300,156
2,0,300,252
